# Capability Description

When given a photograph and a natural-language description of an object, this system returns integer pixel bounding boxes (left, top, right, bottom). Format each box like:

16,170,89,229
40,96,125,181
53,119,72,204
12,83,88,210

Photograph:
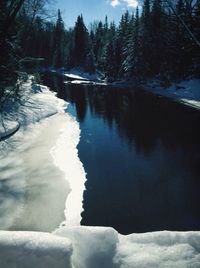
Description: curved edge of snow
51,113,86,227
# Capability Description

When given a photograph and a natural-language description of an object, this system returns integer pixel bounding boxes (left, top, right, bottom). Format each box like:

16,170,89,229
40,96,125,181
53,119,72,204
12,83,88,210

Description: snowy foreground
0,77,200,267
145,79,200,111
0,227,200,268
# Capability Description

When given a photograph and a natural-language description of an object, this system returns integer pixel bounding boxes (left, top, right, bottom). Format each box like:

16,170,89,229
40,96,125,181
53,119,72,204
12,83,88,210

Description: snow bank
64,80,107,86
0,231,73,268
115,231,200,268
54,227,200,268
0,227,199,268
0,227,200,268
145,79,200,110
0,79,68,231
0,78,66,141
64,73,89,81
0,77,86,231
55,226,119,268
64,69,101,82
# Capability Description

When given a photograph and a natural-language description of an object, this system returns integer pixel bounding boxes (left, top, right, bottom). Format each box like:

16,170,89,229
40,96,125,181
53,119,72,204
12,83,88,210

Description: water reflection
43,73,200,234
46,73,200,155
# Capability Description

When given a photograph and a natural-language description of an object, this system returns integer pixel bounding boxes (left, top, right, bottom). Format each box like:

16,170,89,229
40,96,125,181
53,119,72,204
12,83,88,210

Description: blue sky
54,0,138,28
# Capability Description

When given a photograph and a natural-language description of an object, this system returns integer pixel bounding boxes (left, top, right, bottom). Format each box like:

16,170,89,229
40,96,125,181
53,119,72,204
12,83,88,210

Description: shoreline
51,69,200,112
0,114,71,232
0,78,86,232
51,112,86,228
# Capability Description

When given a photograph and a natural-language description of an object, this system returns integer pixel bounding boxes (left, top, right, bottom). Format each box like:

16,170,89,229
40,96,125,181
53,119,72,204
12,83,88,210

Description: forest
0,0,200,108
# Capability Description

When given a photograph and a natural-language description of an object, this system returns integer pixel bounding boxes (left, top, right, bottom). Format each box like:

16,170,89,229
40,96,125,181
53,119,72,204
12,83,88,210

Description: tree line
1,0,200,84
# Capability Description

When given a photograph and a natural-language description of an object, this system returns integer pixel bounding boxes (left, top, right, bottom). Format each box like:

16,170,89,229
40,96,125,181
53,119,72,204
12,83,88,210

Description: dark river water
43,73,200,235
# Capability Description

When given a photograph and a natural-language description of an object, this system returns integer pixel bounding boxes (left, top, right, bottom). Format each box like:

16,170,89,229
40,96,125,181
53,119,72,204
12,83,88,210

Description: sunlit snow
0,78,86,231
0,227,199,268
0,231,73,268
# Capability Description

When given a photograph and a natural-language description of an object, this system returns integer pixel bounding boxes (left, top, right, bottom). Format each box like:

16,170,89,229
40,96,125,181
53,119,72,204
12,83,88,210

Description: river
43,73,200,235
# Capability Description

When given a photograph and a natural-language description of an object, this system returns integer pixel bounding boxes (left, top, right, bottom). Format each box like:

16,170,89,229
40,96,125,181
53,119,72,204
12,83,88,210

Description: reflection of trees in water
44,73,200,157
64,83,200,156
43,74,200,234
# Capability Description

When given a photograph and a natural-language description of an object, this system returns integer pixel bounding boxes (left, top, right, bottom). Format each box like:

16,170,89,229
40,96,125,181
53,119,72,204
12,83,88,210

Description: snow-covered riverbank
60,69,200,111
0,77,86,231
144,79,200,111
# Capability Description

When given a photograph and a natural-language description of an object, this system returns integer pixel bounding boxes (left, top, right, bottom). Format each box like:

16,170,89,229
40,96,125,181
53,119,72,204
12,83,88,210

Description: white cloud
125,0,138,7
111,0,120,7
110,0,138,8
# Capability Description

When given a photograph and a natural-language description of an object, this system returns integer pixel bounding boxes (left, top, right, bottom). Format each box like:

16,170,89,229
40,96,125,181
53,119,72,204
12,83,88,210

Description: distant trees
83,0,200,80
1,0,200,84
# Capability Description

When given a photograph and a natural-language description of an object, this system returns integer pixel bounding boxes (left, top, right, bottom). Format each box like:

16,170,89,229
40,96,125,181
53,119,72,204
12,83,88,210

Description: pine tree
104,40,115,78
151,0,163,74
93,21,105,69
123,7,142,79
52,9,65,68
192,0,200,75
73,15,89,68
141,0,153,76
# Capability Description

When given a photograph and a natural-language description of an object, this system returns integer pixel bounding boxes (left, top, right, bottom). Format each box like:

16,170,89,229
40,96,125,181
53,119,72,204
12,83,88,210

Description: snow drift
0,231,73,268
0,227,200,268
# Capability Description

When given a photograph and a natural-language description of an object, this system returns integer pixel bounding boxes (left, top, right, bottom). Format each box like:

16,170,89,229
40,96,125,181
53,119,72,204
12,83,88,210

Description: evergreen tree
141,0,153,76
52,9,65,68
123,7,142,79
1,0,200,89
192,0,200,75
73,15,89,68
104,16,108,32
104,40,115,78
93,21,105,69
151,0,164,74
